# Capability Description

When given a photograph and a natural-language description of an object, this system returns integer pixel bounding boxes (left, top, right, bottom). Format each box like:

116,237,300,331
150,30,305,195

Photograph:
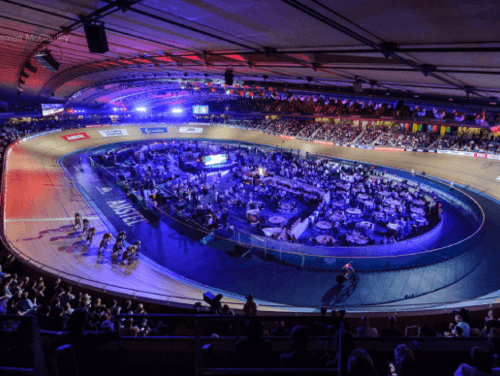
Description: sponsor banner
98,129,128,138
417,149,424,152
61,132,90,142
374,147,405,152
474,152,487,158
486,154,500,161
140,127,168,134
361,145,375,150
85,124,106,128
187,123,209,126
279,135,295,140
179,127,203,134
381,116,394,120
313,140,333,146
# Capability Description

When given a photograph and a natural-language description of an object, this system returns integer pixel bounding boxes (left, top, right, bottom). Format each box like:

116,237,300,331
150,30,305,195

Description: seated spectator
380,317,403,337
17,291,36,313
393,344,417,376
348,348,378,376
0,320,34,369
325,330,356,375
280,325,321,368
356,316,378,337
454,314,471,337
233,320,272,368
121,317,140,337
56,310,118,375
271,321,290,337
454,347,500,376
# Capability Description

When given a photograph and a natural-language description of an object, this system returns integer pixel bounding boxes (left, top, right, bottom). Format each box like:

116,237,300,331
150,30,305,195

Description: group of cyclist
74,213,140,265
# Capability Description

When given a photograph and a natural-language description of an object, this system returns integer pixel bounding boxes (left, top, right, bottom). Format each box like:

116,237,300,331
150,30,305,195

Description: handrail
2,124,500,313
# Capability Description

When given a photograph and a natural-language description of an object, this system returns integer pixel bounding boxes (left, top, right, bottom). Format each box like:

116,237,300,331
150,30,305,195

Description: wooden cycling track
3,124,500,314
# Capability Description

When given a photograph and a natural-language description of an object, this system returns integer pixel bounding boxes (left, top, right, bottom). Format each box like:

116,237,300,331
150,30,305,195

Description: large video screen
193,105,209,114
203,154,227,166
41,103,64,116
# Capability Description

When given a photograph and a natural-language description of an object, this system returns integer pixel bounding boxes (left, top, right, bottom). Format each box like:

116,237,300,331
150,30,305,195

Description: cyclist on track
343,261,355,280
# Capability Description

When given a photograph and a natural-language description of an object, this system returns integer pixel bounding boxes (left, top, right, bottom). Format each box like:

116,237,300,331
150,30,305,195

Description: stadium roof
1,0,500,107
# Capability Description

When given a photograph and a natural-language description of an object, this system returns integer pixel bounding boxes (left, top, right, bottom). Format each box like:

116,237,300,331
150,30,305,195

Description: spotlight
135,107,147,112
35,50,60,71
24,61,37,74
172,108,183,113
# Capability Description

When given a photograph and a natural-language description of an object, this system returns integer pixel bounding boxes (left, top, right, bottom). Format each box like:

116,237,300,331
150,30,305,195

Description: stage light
135,107,147,112
172,108,183,113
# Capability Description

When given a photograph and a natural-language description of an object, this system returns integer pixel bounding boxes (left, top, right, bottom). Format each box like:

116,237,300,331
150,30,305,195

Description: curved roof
2,0,500,106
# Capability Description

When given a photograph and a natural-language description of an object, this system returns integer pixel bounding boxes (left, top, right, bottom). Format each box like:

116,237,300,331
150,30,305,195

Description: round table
333,201,346,207
415,217,427,224
364,200,375,209
268,216,286,225
413,199,425,206
346,208,362,216
387,223,402,232
316,235,336,245
386,198,402,207
358,221,374,231
411,207,425,216
358,194,370,200
383,207,396,214
331,213,345,222
315,221,333,230
347,234,369,245
379,191,391,197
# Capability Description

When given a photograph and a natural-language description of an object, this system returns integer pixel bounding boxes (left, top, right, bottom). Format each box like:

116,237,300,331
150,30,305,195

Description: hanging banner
412,123,418,132
440,126,446,135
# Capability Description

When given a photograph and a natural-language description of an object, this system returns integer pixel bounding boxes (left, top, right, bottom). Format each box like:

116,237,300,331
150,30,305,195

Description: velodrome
4,123,500,314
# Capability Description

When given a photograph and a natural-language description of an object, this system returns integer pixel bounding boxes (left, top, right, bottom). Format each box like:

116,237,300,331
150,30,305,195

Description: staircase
351,129,366,145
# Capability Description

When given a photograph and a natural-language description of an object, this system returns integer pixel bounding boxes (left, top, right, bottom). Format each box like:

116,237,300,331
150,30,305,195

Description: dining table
346,208,363,216
315,221,333,230
316,235,336,245
268,216,286,225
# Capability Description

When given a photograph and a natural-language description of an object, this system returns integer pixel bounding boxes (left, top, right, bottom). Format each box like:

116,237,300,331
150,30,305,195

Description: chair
405,326,420,337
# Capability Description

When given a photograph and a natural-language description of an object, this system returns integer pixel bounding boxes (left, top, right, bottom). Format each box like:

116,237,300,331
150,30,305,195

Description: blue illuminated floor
62,151,500,308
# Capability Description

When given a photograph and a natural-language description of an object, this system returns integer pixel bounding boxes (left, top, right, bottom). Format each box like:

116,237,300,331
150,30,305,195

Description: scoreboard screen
193,105,209,114
203,154,227,166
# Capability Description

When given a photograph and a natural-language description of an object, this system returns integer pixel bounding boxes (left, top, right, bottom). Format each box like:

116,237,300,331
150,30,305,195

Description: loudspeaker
84,23,109,53
395,100,405,111
36,51,60,71
224,69,233,86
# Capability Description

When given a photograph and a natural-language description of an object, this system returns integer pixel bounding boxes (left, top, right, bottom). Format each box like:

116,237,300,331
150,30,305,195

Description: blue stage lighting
172,108,183,114
135,107,147,112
